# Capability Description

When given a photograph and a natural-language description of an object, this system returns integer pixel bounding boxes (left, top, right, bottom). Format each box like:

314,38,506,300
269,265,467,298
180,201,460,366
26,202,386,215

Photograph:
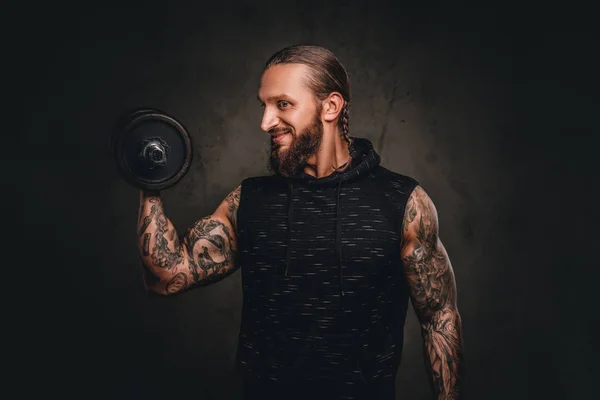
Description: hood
281,137,381,185
278,137,381,296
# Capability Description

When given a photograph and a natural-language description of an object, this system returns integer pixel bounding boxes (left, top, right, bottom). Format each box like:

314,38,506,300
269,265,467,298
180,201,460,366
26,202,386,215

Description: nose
260,106,279,133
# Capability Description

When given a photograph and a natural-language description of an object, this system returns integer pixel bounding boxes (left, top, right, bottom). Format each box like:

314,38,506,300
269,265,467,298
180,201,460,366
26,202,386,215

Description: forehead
258,63,314,100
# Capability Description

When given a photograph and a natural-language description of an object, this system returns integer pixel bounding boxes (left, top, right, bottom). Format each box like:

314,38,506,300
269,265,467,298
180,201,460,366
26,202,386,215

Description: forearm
137,190,185,283
421,308,463,400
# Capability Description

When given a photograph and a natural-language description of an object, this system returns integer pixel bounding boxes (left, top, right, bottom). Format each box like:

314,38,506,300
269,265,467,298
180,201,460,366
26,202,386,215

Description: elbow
144,269,192,297
139,254,192,296
418,305,462,331
140,263,169,295
146,281,168,296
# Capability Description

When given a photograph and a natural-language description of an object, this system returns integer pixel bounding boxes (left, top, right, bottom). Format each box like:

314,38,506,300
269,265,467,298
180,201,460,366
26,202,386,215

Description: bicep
180,213,238,285
400,186,458,321
158,184,241,295
180,184,241,286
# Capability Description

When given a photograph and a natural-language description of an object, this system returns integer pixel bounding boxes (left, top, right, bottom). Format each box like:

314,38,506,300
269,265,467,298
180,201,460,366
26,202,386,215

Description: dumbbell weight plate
111,108,193,191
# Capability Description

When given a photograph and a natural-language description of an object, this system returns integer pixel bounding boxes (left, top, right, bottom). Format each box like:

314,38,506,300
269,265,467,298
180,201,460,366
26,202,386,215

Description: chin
272,138,291,152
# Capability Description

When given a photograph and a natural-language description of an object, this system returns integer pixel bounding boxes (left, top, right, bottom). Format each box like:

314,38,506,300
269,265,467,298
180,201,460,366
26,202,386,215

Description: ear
321,92,344,123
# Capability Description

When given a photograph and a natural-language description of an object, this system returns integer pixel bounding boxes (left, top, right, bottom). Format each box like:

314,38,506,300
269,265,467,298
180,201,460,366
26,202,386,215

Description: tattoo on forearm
137,196,158,224
182,217,237,284
166,272,188,294
402,187,462,399
422,309,462,399
143,233,151,256
137,195,184,270
151,209,184,269
138,203,158,237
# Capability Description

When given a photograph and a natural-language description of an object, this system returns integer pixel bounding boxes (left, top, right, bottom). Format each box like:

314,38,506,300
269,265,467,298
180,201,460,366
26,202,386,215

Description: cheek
289,115,311,133
279,119,297,136
282,106,319,133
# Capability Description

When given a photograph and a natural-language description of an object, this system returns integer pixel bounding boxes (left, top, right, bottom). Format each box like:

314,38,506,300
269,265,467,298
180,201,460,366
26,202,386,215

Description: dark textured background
14,1,596,399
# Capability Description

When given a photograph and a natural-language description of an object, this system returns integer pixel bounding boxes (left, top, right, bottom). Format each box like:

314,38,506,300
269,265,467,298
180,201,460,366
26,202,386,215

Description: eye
278,100,290,109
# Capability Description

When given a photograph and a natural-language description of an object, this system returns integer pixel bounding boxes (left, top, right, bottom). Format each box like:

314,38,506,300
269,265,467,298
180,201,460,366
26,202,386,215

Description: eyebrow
257,93,294,103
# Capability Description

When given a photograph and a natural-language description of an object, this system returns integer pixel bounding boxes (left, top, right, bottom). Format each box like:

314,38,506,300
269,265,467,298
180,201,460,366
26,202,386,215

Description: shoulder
368,166,420,215
402,184,440,240
240,174,281,188
372,165,419,193
239,175,289,198
406,185,437,215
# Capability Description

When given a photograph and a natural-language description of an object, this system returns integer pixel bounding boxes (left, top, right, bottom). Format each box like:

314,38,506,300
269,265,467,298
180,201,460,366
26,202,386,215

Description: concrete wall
16,2,594,399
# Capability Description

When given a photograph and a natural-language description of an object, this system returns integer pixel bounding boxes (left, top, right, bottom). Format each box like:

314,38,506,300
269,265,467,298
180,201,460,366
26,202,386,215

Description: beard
267,113,324,177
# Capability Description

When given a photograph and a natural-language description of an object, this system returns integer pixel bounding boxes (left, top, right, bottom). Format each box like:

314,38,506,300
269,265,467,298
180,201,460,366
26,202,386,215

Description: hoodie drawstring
284,182,294,276
336,179,345,296
284,180,346,296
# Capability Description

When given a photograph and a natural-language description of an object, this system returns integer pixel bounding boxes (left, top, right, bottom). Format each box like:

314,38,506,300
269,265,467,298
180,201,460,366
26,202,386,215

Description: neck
303,128,350,178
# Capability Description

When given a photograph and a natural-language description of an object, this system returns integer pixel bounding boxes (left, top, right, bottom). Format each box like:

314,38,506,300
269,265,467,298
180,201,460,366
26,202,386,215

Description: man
137,44,463,400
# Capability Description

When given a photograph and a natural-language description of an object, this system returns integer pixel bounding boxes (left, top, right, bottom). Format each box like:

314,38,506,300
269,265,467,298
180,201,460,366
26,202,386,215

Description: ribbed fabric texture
235,137,418,399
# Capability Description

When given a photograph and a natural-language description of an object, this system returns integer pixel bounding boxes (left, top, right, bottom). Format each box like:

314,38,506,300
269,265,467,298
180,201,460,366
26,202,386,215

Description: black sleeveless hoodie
235,137,419,396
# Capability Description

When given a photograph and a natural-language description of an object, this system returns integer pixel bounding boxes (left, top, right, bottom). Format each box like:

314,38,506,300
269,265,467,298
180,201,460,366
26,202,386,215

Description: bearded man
137,44,463,400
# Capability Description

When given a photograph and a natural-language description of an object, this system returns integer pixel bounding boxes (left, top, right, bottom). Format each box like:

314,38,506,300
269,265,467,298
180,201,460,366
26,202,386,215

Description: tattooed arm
137,183,241,295
400,186,463,399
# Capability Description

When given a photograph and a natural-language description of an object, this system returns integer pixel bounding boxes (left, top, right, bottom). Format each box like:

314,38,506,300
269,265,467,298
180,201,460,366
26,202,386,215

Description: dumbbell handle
141,140,167,165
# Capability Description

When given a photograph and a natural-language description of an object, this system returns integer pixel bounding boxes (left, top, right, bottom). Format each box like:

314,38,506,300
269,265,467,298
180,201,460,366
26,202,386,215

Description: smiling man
137,44,463,400
259,59,351,179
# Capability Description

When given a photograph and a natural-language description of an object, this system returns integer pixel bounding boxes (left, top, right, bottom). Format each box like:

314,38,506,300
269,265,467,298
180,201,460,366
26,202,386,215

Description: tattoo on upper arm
403,196,418,233
225,184,241,234
183,217,237,285
402,187,453,315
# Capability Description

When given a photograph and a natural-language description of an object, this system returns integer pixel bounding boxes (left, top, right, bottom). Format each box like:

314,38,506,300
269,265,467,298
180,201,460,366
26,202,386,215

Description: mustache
269,127,292,135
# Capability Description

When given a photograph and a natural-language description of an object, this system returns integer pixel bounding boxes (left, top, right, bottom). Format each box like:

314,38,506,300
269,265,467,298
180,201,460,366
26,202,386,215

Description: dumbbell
110,108,193,190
